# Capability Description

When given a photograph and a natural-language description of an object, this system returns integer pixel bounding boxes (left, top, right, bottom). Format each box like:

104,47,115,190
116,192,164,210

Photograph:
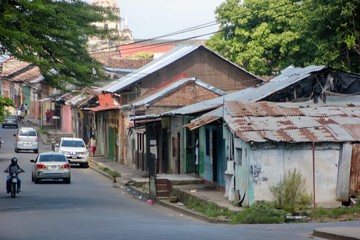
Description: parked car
14,127,39,153
55,137,89,168
2,115,18,128
30,152,71,184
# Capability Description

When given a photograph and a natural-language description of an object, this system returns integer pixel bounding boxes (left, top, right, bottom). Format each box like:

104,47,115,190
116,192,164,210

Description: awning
38,93,64,102
184,115,221,131
134,117,162,124
38,97,52,102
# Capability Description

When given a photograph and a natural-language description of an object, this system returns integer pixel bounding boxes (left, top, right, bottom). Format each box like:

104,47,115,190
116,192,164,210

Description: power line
1,0,313,89
88,0,310,55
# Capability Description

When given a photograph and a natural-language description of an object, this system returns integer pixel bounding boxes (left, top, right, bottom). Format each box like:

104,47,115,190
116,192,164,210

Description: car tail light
36,164,46,169
16,136,20,141
62,164,70,169
35,137,39,141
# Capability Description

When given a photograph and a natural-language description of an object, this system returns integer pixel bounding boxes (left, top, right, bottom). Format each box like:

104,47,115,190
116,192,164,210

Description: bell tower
88,0,133,50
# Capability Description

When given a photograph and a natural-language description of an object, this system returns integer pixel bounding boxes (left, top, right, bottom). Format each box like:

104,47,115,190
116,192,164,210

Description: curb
88,159,230,224
157,199,230,224
313,228,359,240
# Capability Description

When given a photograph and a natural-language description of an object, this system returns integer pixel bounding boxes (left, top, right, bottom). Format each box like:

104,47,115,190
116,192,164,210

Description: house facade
101,45,263,171
222,101,360,207
128,78,226,175
179,65,360,192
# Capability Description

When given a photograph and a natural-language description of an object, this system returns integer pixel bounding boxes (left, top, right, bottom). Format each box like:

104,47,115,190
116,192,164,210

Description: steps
156,178,172,198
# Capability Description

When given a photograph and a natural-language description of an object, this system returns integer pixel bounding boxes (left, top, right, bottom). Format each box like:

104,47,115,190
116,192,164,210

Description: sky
117,0,225,40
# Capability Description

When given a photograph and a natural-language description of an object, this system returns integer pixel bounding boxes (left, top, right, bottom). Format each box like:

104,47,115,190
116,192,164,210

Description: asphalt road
1,124,359,240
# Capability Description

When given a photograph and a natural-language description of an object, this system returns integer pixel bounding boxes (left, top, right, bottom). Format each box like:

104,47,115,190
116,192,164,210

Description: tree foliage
0,96,15,122
0,0,119,89
207,0,360,75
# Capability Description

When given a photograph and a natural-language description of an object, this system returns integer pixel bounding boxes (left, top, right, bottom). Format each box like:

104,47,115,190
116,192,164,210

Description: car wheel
34,178,40,184
64,177,71,184
81,162,89,168
34,149,38,153
15,148,19,153
31,174,34,182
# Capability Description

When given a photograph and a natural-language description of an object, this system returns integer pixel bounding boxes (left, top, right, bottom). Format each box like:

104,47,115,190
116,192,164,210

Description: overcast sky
117,0,225,40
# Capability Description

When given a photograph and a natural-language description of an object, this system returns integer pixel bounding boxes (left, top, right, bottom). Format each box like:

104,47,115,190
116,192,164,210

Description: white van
14,127,39,153
55,137,89,168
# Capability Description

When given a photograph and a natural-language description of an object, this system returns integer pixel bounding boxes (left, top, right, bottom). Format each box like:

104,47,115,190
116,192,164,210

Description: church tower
88,0,134,51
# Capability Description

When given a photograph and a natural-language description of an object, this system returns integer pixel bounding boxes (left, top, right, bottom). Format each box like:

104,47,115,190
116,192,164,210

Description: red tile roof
119,44,175,58
90,51,152,69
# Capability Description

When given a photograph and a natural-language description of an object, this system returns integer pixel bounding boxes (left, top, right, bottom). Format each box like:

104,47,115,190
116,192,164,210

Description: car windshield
39,155,67,162
61,140,85,147
19,130,37,136
5,115,16,120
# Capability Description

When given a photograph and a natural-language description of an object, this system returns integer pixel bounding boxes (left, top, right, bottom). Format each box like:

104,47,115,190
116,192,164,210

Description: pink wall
61,105,72,133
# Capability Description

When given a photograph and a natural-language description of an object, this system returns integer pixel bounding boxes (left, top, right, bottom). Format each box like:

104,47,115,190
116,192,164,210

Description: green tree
297,0,360,72
207,0,360,75
0,0,118,89
207,0,303,75
0,96,15,122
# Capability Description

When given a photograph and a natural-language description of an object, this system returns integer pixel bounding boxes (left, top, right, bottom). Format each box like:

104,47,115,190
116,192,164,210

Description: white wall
235,141,342,207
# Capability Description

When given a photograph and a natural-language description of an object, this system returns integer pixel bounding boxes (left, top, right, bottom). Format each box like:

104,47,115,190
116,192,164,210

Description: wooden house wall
138,48,262,92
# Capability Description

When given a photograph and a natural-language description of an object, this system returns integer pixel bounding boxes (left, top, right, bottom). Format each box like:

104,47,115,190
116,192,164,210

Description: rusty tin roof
224,101,360,143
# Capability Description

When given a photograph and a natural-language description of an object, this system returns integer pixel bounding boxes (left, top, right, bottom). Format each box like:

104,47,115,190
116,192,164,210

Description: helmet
11,157,18,165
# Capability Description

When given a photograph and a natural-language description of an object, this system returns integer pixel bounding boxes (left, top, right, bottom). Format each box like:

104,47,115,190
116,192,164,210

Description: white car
30,152,71,184
55,137,89,168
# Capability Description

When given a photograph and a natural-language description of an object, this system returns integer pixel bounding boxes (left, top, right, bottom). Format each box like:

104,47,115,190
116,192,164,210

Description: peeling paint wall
233,137,343,207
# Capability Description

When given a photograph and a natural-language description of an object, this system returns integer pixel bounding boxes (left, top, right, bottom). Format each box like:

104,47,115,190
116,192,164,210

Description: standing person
88,135,97,157
195,138,199,174
20,110,25,123
17,108,22,122
45,109,51,123
24,103,28,116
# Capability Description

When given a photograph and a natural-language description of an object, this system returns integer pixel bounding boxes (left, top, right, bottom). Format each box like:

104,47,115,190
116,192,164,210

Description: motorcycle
5,170,23,198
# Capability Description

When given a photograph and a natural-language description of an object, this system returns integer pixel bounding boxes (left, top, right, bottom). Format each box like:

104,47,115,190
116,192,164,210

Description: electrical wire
1,0,315,98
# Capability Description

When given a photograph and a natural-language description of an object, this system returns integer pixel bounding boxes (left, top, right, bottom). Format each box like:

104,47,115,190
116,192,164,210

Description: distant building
88,0,134,51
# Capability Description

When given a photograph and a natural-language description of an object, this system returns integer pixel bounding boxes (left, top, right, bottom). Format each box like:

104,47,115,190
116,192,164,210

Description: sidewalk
25,117,360,238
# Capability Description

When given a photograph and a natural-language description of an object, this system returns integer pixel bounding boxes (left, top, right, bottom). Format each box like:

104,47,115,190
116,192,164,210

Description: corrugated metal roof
0,55,11,64
103,45,262,94
225,101,360,143
185,115,221,131
103,45,200,93
164,65,327,116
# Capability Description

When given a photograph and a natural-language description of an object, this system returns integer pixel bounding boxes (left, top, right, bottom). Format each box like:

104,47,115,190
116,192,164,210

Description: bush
231,201,285,224
184,196,229,218
270,169,312,213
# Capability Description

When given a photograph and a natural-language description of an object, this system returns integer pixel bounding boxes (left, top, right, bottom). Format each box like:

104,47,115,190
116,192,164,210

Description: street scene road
0,125,359,240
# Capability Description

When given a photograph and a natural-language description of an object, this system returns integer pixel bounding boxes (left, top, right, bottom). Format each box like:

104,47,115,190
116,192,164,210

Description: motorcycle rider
4,157,25,193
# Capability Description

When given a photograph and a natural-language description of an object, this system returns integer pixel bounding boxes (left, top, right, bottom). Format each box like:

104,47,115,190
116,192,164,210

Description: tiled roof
0,58,32,78
119,44,175,58
90,51,153,69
